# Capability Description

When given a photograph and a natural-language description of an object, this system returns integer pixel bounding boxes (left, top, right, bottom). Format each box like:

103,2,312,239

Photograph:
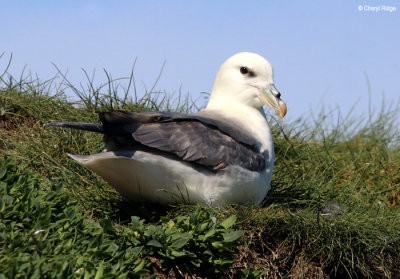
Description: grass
1,59,400,278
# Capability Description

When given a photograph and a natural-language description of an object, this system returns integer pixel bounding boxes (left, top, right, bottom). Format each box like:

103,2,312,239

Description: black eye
240,67,248,74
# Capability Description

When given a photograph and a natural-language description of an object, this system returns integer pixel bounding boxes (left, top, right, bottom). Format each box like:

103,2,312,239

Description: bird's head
208,52,287,118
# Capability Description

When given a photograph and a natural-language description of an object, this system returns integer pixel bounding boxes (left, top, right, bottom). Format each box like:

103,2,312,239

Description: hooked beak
258,84,287,118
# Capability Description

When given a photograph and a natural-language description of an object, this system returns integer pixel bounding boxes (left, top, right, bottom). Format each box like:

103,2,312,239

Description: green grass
1,62,400,278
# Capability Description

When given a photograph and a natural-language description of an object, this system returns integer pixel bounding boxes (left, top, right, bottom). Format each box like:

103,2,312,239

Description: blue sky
1,1,399,122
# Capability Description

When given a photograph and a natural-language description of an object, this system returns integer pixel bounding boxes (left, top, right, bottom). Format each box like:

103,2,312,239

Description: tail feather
46,122,104,133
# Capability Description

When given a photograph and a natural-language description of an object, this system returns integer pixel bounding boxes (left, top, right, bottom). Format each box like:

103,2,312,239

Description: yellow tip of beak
277,101,287,118
258,85,287,118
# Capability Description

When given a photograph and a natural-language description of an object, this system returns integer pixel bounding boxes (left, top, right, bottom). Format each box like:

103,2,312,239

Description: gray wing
100,111,266,172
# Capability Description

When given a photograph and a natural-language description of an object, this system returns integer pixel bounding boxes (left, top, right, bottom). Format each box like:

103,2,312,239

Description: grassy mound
1,66,399,278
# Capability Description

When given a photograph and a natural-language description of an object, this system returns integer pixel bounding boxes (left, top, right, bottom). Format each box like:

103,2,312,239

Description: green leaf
147,239,163,248
171,250,187,257
214,259,233,265
170,232,192,242
198,222,209,232
170,237,189,249
204,228,215,240
132,259,147,274
129,246,144,257
222,230,245,243
220,215,237,229
176,216,186,224
94,261,104,279
0,181,6,192
212,241,223,248
0,168,6,180
203,249,213,257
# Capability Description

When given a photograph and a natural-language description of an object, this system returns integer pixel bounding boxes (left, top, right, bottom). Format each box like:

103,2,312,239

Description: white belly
68,151,272,206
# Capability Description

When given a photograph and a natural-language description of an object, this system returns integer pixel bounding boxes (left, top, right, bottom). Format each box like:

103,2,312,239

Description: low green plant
0,156,249,278
121,208,244,276
0,156,149,278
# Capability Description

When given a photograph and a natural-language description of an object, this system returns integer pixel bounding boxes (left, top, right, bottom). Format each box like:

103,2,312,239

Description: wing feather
100,111,266,172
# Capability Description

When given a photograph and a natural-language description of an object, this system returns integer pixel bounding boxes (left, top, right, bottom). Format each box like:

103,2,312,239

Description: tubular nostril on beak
270,84,281,99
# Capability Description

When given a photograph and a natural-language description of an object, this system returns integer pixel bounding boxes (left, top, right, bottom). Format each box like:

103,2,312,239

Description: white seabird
48,52,287,206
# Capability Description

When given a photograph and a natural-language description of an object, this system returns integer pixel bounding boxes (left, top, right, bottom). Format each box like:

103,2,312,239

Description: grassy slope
1,71,400,278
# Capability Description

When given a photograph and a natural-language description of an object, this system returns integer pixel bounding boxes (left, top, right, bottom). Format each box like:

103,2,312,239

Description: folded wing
99,111,266,172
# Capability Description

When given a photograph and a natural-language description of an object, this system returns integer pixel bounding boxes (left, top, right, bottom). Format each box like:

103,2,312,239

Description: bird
48,52,287,206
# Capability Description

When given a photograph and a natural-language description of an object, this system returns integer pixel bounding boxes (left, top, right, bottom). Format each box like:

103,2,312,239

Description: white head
207,52,286,118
